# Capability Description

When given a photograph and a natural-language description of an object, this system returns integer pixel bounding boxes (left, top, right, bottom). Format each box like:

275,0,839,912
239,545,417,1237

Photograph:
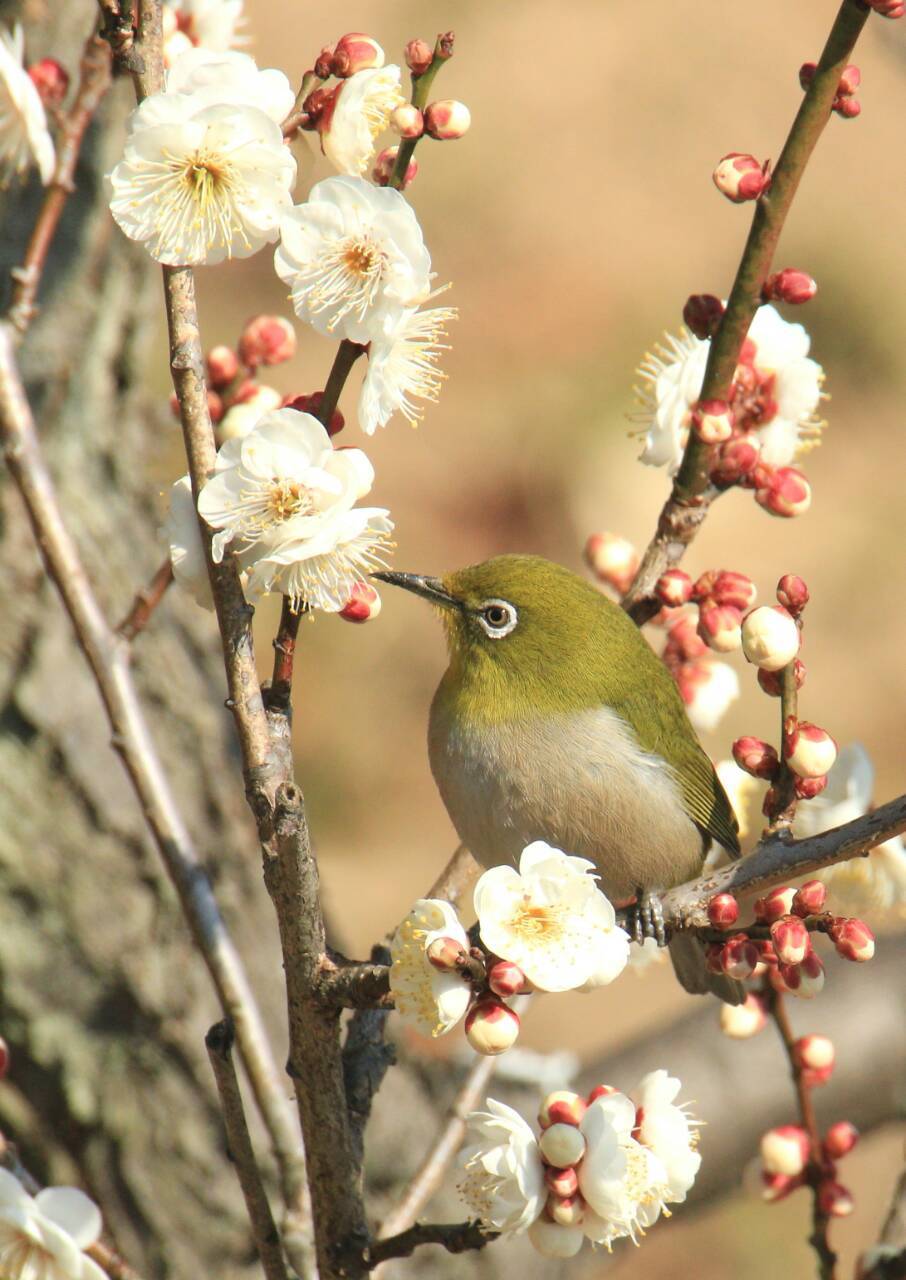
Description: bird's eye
477,599,518,638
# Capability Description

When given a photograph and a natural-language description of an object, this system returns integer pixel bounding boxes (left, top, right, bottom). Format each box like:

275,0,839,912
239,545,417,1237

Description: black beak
372,570,460,609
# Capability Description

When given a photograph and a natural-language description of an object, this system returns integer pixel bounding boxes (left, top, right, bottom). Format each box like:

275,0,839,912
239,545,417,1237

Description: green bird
375,554,744,1004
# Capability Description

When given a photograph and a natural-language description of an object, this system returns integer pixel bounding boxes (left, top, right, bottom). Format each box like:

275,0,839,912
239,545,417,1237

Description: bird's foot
627,889,667,948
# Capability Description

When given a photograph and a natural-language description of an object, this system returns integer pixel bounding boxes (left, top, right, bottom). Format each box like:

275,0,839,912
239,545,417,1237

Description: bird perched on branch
376,555,743,1004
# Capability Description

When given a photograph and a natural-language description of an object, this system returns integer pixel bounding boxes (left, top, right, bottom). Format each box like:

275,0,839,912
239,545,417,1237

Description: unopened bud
698,602,743,653
539,1091,587,1129
665,616,708,662
539,1123,586,1168
206,345,240,389
705,942,725,975
527,1218,584,1259
798,62,818,90
867,0,904,17
239,315,296,368
732,736,780,780
338,581,382,624
795,775,828,800
818,1181,855,1218
785,722,837,779
0,1036,8,1079
655,568,693,607
758,658,805,698
838,65,862,95
488,960,528,999
754,887,797,923
708,892,740,930
794,1033,835,1072
756,466,812,518
720,934,759,980
741,605,800,672
586,1084,618,1105
691,399,734,444
776,573,809,614
720,993,767,1038
391,104,424,139
330,32,385,77
584,532,638,595
28,57,69,107
710,570,757,611
834,96,862,119
234,380,283,410
547,1193,585,1227
465,999,520,1056
545,1165,579,1197
425,935,467,971
771,915,811,966
206,390,224,424
781,951,825,999
314,45,335,80
823,1121,858,1160
713,152,770,203
405,38,434,76
283,391,345,437
424,99,471,140
711,437,760,486
763,268,817,305
761,1125,810,1177
829,917,875,962
372,145,418,189
683,293,724,340
793,881,827,917
761,1170,803,1203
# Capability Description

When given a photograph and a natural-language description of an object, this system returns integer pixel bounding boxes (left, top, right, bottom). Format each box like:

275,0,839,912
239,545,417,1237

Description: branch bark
368,1220,494,1268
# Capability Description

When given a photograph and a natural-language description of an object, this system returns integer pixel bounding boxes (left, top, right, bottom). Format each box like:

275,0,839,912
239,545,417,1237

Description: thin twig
267,596,304,713
282,69,321,139
622,0,872,623
319,340,365,424
368,1220,494,1268
206,1020,290,1280
117,556,174,640
390,32,455,190
766,655,801,831
318,957,392,1009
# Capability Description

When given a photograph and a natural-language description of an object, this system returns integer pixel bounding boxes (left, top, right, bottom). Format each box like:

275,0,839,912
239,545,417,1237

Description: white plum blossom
474,841,630,993
680,658,740,734
457,1099,546,1233
162,0,245,66
166,475,212,608
274,175,432,344
389,898,471,1037
358,305,457,434
108,52,296,266
321,66,403,176
578,1091,669,1248
630,1071,701,1204
0,1169,107,1280
794,744,906,917
716,758,760,842
0,25,54,185
197,407,392,612
634,304,824,474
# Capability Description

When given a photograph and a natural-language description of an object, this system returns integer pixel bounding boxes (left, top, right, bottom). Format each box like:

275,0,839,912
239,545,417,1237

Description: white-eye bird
375,555,744,1004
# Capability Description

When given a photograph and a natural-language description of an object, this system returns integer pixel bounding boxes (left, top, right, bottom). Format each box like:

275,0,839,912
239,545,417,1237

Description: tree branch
116,556,174,640
368,1220,494,1268
342,946,395,1169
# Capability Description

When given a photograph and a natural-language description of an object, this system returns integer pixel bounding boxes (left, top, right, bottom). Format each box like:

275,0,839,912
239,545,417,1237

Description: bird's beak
372,570,460,610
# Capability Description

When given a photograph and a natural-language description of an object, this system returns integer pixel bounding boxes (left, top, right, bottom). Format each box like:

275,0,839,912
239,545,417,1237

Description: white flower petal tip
358,305,457,434
390,898,471,1038
0,1172,108,1280
0,25,55,185
457,1099,546,1233
320,66,404,176
474,841,629,993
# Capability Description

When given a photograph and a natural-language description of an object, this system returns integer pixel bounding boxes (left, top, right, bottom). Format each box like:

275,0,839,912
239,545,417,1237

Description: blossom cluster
757,1113,858,1212
457,1072,700,1257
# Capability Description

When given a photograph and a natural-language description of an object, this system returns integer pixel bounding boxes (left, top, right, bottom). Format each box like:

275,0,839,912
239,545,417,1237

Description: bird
375,554,744,1004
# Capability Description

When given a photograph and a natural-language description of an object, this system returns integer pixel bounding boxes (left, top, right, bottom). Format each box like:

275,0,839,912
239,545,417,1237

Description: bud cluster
799,62,862,118
584,532,639,596
533,1087,608,1234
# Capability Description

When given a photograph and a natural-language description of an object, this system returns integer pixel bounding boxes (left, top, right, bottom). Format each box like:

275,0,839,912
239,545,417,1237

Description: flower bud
823,1121,858,1160
760,1171,803,1203
665,616,708,662
424,99,471,140
465,999,520,1056
793,881,827,917
655,569,693,607
798,62,817,90
488,960,528,999
794,1033,834,1072
829,917,875,962
708,892,740,930
711,437,760,486
391,104,424,139
586,1084,618,1105
691,399,734,444
28,57,69,107
527,1218,584,1259
761,1125,810,1177
781,951,825,998
425,935,467,971
741,605,800,671
758,658,805,697
712,152,770,203
732,736,780,780
313,45,336,80
539,1123,586,1168
868,0,904,16
547,1192,585,1227
709,571,757,611
239,315,296,368
785,722,837,779
720,993,767,1038
539,1091,587,1129
698,602,743,653
771,915,811,966
817,1181,855,1218
372,145,418,189
330,33,385,77
683,294,724,340
720,934,759,980
763,268,817,306
795,775,828,800
776,573,809,615
206,344,240,389
405,38,434,76
583,532,638,595
339,581,382,624
0,1036,8,1079
219,402,267,441
754,887,797,923
283,391,345,437
705,942,725,974
834,96,861,119
546,1165,579,1197
234,381,284,411
206,390,224,424
755,466,812,518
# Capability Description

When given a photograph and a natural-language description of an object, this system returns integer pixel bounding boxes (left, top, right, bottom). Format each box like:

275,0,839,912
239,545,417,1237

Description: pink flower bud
545,1165,579,1197
775,573,809,615
391,104,424,139
713,152,770,203
313,45,336,80
781,952,825,998
425,935,467,971
761,1171,803,1203
239,315,296,369
697,602,743,653
539,1091,587,1129
465,999,520,1056
539,1123,586,1168
683,294,725,340
548,1193,585,1227
741,605,800,672
283,392,345,437
798,62,818,90
206,390,224,424
527,1218,584,1259
372,146,418,189
771,915,811,966
761,1125,810,1177
754,887,796,923
763,268,818,306
691,399,734,444
785,722,838,779
795,775,828,800
655,568,693,607
818,1181,855,1218
583,532,638,595
834,96,862,119
708,892,740,930
755,466,812,518
405,38,434,75
868,0,904,16
586,1084,618,1105
711,437,761,487
705,943,725,975
0,1036,8,1079
829,917,875,962
720,993,767,1038
803,1065,834,1088
838,65,862,95
206,345,240,389
488,960,528,999
28,57,69,107
665,616,708,662
424,99,471,141
330,32,385,77
720,934,759,980
794,1033,835,1072
793,881,827,917
732,736,780,780
708,570,757,611
823,1121,858,1160
758,658,806,698
338,582,381,624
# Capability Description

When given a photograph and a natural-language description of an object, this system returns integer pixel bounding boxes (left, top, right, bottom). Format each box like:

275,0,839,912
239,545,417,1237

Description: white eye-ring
476,598,518,638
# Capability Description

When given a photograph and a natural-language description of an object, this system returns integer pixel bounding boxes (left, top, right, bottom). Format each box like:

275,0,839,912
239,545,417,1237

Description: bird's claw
628,889,667,948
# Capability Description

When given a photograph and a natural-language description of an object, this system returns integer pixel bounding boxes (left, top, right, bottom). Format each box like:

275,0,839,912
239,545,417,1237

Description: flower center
151,144,251,258
343,240,379,277
303,234,388,331
730,365,778,428
237,477,315,538
511,898,564,941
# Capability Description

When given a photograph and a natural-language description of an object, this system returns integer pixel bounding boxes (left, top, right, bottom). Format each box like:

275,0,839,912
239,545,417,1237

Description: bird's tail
669,932,746,1005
